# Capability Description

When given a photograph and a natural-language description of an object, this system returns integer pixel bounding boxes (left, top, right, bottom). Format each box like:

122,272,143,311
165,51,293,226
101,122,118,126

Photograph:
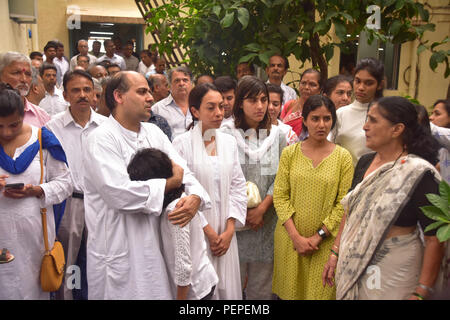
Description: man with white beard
0,52,50,127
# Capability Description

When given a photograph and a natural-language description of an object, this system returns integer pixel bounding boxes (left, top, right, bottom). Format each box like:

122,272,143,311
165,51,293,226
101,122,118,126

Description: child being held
127,148,218,300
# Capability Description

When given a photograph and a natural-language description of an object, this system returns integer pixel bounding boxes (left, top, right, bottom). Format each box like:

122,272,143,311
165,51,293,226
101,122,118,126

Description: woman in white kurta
0,86,72,299
328,58,385,166
173,83,247,300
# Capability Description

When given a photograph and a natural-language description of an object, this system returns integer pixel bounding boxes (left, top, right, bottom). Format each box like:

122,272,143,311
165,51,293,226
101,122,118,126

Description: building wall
1,0,448,107
36,0,152,55
0,0,36,54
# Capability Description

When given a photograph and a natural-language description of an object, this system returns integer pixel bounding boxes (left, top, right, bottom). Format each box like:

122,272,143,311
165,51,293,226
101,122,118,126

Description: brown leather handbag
38,128,66,292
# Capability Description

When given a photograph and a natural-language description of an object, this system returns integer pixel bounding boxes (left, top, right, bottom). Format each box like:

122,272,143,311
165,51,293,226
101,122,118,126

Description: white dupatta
220,120,281,164
190,123,238,293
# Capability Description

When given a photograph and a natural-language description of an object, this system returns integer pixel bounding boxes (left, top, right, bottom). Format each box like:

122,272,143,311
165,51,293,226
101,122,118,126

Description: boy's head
127,148,184,209
127,148,173,181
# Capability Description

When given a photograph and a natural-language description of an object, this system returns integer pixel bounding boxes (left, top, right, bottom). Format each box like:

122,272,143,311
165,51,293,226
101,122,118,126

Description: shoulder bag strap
38,128,50,253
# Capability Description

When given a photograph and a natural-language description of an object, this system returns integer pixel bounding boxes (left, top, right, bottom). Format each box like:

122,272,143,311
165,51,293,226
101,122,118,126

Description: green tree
145,0,449,81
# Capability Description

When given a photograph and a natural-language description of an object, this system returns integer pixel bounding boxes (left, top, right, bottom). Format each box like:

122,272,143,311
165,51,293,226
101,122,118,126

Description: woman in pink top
281,69,322,139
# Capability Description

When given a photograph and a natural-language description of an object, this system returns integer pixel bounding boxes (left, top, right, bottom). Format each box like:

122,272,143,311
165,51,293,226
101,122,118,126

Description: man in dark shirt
148,110,172,142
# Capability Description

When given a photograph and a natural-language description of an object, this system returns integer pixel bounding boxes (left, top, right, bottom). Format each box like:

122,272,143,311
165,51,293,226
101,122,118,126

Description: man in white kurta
46,70,107,300
82,71,210,300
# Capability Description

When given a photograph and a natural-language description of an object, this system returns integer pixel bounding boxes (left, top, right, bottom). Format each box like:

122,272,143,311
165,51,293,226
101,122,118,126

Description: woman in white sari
172,83,247,300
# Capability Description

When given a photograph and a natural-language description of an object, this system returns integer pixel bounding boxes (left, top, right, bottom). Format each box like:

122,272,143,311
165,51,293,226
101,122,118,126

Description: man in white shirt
138,50,155,76
96,39,126,71
151,66,194,139
53,41,70,87
70,40,97,71
46,70,107,300
82,71,210,299
89,40,103,59
266,54,297,106
39,63,69,116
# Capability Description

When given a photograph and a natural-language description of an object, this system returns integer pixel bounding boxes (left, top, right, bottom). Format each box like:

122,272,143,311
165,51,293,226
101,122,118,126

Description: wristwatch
317,228,327,240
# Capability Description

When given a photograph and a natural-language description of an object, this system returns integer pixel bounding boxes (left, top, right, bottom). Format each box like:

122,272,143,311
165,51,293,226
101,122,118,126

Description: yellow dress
272,142,353,300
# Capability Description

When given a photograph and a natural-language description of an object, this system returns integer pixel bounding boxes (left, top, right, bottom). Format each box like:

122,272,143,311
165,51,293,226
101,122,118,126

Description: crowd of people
0,36,449,301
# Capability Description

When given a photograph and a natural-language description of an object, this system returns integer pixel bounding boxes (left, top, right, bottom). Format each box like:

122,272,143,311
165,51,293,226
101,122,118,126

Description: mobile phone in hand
4,183,25,189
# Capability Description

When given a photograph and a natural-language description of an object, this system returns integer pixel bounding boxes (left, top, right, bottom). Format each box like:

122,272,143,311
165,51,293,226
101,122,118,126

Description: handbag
246,181,262,209
236,181,262,232
38,128,66,292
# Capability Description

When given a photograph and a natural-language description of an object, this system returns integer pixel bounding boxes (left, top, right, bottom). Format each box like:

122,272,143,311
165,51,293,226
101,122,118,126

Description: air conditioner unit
9,0,37,24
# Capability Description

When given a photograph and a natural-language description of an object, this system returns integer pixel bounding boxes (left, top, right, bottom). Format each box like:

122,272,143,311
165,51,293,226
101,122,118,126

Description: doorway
68,22,143,58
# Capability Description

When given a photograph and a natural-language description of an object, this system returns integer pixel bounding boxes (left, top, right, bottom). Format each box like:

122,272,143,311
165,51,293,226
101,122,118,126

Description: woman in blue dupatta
322,96,445,300
0,84,72,299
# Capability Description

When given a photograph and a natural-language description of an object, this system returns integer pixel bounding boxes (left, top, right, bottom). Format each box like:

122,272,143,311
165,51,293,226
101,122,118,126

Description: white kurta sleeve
430,123,450,150
40,150,73,207
197,211,209,229
228,144,247,228
84,132,167,215
171,221,192,287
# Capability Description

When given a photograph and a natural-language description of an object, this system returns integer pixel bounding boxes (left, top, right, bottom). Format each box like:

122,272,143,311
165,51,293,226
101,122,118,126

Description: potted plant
420,180,450,242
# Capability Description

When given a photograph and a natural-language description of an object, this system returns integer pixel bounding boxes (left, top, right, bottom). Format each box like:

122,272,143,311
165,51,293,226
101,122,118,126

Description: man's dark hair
97,60,111,69
105,72,131,111
168,66,193,83
77,55,90,63
106,63,121,71
54,41,64,49
236,62,255,74
140,50,152,59
30,51,43,60
127,148,184,209
214,76,237,93
266,83,284,107
43,41,58,53
39,62,57,77
104,39,114,48
63,70,94,93
270,54,289,70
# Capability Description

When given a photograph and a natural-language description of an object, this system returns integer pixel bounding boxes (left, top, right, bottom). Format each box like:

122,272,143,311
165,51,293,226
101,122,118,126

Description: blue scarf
0,127,68,232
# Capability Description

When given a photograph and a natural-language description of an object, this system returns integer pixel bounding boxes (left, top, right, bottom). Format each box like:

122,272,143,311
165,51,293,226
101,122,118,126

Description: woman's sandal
0,248,14,264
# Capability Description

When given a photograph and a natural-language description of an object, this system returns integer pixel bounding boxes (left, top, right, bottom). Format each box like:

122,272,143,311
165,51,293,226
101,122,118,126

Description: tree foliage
145,0,449,80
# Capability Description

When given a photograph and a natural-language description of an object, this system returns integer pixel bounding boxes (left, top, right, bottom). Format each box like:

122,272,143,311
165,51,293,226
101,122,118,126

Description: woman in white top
220,76,287,300
0,84,72,299
172,83,247,300
127,148,218,300
266,83,299,145
329,58,385,166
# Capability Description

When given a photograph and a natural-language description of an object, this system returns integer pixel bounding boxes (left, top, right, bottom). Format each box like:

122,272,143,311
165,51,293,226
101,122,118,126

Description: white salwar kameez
161,193,218,300
172,126,247,300
83,116,210,300
0,125,72,300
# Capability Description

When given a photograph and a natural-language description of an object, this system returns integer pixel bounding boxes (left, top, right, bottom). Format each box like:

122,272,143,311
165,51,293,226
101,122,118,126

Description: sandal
0,248,14,264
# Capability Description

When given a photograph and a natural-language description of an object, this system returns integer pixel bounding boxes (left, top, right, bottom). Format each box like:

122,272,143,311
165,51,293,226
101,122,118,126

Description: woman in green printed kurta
273,95,353,300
